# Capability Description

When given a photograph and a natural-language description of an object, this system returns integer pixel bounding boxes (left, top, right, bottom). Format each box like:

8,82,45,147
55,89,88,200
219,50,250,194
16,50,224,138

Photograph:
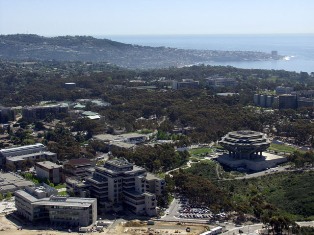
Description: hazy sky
1,0,313,36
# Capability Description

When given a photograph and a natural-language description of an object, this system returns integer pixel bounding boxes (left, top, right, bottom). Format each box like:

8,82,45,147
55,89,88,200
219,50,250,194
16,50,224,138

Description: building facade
278,94,297,109
0,107,15,123
15,184,97,227
35,161,63,184
253,94,277,108
219,130,270,160
172,79,199,90
275,86,293,95
69,159,165,216
63,158,93,178
22,104,68,122
0,143,57,170
206,77,238,88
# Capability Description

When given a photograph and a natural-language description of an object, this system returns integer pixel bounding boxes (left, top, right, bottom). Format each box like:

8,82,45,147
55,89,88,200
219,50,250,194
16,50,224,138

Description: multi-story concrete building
219,130,270,160
297,97,314,108
77,159,165,216
275,86,293,95
278,94,297,110
172,79,199,90
0,143,57,170
0,106,15,123
35,161,63,184
66,177,90,198
63,158,93,178
15,184,97,227
22,104,68,122
206,77,237,88
145,173,166,196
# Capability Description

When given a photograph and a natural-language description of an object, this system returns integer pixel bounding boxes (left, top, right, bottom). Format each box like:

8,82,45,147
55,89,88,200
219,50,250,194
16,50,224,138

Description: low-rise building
206,77,237,88
15,184,97,227
172,79,199,90
0,144,57,170
0,172,34,194
297,97,314,108
66,177,90,197
35,161,63,184
275,86,293,95
22,104,68,122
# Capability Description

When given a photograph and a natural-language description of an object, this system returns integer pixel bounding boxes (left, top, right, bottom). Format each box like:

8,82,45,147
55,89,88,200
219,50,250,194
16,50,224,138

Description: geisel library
218,130,287,171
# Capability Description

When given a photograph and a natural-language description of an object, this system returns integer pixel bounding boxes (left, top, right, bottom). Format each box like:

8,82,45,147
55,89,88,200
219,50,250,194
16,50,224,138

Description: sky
0,0,314,36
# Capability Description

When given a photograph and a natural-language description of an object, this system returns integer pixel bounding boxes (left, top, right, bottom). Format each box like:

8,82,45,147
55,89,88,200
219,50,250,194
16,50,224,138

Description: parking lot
161,195,228,225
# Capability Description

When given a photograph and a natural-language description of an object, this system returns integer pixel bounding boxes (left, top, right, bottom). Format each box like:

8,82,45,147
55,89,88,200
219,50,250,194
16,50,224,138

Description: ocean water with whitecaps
100,34,314,73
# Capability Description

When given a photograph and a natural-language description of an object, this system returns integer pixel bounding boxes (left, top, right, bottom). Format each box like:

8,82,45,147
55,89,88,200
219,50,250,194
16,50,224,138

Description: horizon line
1,33,314,38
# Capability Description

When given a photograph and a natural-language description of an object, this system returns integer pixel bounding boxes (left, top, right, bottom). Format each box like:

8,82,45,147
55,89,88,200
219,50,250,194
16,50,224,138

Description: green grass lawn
189,147,213,156
54,183,66,189
269,143,298,154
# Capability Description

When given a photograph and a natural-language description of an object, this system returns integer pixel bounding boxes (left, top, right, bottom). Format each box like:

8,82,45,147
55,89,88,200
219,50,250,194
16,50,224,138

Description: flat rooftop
0,172,34,192
36,161,61,169
6,151,56,162
146,173,161,181
95,133,149,142
16,189,96,207
0,143,45,154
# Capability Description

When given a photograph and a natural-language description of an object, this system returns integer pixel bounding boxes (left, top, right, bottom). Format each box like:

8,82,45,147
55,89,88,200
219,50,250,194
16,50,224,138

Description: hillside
0,34,281,69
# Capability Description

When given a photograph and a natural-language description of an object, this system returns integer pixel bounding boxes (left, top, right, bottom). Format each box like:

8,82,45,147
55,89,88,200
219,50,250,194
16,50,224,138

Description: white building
15,184,97,227
0,144,57,170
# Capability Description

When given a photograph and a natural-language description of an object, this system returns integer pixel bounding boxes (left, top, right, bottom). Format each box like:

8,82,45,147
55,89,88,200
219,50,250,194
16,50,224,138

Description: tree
5,192,12,200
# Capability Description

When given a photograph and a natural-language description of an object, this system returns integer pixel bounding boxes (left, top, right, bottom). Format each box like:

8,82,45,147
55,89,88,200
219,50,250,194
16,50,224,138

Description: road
221,223,263,235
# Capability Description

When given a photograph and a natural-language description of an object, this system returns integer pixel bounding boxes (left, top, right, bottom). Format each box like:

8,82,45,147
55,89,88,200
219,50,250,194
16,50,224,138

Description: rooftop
16,189,96,207
6,151,56,162
65,158,92,166
0,172,34,192
36,161,62,169
145,173,161,181
0,143,45,154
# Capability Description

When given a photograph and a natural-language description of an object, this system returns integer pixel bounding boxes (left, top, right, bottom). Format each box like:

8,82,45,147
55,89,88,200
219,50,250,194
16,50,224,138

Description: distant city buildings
64,82,76,90
275,86,293,95
271,50,278,58
206,77,238,88
254,87,314,109
278,94,297,110
22,104,68,122
15,184,97,227
172,79,199,90
253,94,277,108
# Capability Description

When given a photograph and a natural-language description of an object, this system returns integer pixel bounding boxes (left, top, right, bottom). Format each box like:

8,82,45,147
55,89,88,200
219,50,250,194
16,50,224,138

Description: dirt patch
121,220,208,235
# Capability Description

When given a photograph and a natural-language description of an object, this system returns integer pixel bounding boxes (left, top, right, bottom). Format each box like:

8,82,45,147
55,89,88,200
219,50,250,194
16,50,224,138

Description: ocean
99,34,314,73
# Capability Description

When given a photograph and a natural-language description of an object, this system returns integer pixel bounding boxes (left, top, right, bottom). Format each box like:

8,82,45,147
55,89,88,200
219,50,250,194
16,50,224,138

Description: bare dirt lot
0,215,208,235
